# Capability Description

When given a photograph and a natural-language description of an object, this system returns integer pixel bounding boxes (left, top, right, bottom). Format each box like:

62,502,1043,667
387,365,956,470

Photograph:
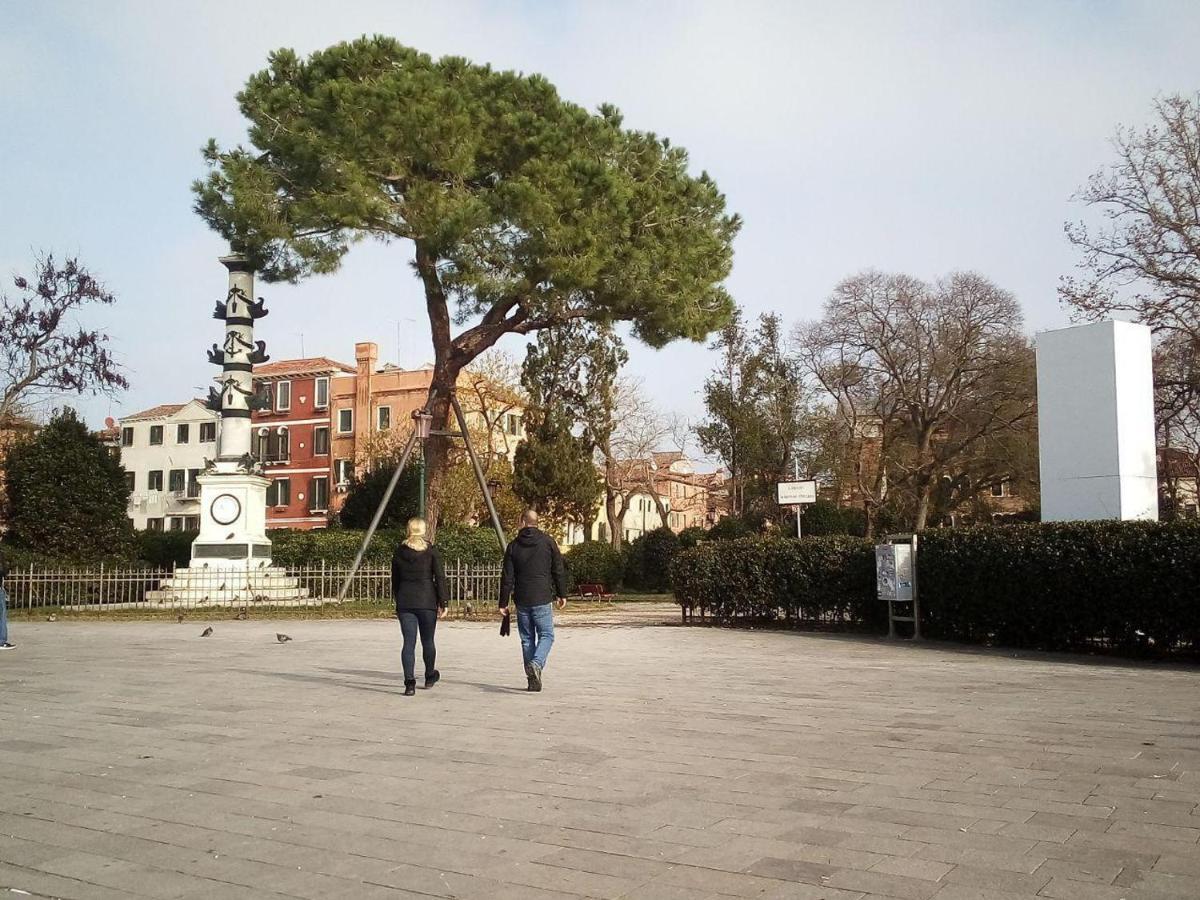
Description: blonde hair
404,517,429,551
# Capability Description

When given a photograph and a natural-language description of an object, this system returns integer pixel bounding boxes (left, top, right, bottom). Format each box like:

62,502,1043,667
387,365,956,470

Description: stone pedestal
191,469,272,567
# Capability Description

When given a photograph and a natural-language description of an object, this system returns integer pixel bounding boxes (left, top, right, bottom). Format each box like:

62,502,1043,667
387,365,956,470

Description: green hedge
670,536,884,631
918,522,1200,654
269,525,504,567
565,541,624,591
671,522,1200,656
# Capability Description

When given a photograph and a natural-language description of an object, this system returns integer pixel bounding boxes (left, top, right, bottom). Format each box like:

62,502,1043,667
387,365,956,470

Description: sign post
775,478,817,538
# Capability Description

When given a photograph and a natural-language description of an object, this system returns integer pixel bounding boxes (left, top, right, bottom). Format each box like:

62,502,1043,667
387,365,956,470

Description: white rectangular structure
1035,320,1158,521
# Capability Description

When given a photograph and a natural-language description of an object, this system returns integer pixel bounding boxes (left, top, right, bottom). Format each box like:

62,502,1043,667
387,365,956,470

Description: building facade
251,357,355,530
119,401,218,531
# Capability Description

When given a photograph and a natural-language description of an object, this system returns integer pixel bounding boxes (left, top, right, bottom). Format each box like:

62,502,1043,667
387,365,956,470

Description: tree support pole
336,426,422,602
451,395,508,553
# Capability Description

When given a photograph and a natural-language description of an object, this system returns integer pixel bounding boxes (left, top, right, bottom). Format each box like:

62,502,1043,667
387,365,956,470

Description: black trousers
398,608,438,683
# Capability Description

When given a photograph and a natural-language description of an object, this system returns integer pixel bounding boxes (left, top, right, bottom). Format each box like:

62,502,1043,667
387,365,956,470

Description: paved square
2,613,1199,899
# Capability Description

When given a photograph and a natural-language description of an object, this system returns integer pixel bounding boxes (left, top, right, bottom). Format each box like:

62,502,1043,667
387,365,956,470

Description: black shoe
529,662,543,692
524,663,536,691
424,670,440,688
403,680,416,696
0,643,14,651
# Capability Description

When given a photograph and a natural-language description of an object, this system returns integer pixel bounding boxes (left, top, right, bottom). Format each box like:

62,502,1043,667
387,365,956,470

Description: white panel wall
1035,320,1158,521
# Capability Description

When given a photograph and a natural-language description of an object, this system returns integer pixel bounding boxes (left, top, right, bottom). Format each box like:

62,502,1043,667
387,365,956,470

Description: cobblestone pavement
1,617,1198,899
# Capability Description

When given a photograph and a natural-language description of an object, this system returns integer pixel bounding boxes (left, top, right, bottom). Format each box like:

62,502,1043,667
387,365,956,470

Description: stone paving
1,612,1199,899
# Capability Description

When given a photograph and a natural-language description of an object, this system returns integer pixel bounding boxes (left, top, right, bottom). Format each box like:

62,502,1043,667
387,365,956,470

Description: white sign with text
776,480,817,505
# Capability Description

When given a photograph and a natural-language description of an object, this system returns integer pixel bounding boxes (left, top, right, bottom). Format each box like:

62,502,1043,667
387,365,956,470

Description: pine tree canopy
193,36,741,350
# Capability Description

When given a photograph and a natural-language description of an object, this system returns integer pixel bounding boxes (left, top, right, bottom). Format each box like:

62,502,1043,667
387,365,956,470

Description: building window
310,476,329,512
990,481,1009,498
335,459,353,485
184,515,200,530
275,381,292,412
338,408,353,434
149,425,163,446
506,413,521,436
187,469,201,498
148,470,164,491
121,427,134,447
315,377,329,409
1185,503,1198,519
169,517,185,532
199,421,216,442
169,469,185,492
124,472,135,491
377,406,391,431
256,428,290,463
176,423,189,444
267,478,291,507
313,426,330,456
146,517,164,532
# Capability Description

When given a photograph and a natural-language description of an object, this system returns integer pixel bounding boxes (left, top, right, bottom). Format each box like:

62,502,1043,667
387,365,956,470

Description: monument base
191,468,273,569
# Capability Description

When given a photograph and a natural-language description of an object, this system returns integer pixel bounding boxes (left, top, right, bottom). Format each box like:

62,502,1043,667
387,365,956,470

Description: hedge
269,525,504,567
565,541,624,591
670,536,884,631
917,522,1200,654
670,522,1200,656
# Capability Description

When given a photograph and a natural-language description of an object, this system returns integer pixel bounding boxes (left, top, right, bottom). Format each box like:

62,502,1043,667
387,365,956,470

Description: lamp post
412,409,433,518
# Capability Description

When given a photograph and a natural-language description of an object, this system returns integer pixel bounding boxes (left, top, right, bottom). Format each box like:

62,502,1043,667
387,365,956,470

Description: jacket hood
515,527,543,546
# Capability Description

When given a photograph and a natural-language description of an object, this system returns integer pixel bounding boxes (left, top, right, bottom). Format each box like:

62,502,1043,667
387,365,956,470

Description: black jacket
391,543,448,612
499,527,568,609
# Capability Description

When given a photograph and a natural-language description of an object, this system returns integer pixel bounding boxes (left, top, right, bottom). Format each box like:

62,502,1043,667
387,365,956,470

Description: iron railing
3,560,503,613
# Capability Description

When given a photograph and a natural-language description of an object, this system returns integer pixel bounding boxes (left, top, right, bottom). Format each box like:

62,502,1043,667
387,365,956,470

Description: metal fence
3,561,503,613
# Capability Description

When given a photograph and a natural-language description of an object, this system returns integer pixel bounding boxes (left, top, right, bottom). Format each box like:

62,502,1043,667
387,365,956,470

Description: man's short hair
521,509,539,527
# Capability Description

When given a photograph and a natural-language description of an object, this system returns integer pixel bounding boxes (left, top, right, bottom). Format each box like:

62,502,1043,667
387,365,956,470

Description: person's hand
438,606,448,619
498,605,510,618
556,597,567,610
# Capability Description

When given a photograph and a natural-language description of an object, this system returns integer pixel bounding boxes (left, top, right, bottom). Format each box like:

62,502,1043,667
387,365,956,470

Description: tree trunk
606,486,622,549
422,361,459,540
913,481,932,533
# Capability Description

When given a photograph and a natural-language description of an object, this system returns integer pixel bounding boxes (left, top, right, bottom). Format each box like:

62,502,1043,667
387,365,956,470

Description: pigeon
201,627,213,637
276,633,292,643
47,614,57,622
176,614,185,624
236,610,247,620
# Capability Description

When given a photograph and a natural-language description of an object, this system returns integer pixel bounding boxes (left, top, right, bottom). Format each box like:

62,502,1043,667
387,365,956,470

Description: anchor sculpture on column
189,252,275,566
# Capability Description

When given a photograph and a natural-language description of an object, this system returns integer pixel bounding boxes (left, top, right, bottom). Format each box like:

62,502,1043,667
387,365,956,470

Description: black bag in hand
499,609,511,637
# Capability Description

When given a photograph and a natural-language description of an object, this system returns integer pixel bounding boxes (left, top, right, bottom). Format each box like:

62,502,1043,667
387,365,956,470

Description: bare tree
590,377,673,546
1,254,128,421
1062,93,1200,420
1156,334,1200,518
796,271,1035,532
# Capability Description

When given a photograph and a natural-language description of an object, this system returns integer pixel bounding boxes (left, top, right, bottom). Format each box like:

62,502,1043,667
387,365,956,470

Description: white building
119,401,219,531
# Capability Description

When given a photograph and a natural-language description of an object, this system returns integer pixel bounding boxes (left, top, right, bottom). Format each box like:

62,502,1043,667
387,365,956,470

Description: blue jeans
0,585,8,645
516,603,555,669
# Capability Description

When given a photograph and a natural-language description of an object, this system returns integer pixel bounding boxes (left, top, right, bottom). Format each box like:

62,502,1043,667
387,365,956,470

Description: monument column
190,251,273,567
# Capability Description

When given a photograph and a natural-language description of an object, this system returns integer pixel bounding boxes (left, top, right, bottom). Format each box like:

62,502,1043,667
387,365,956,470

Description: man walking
499,510,567,691
0,547,13,651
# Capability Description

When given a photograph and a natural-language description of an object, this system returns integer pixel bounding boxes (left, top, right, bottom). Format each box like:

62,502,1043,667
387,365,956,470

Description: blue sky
2,0,1199,440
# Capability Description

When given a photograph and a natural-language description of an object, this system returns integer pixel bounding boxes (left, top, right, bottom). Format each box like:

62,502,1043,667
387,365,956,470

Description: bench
575,582,613,600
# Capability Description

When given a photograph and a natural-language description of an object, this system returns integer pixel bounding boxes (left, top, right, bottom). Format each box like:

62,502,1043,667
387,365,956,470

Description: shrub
621,527,682,592
269,524,504,567
672,522,1200,656
3,409,136,562
565,541,624,591
798,500,866,537
918,522,1200,654
706,516,753,541
678,526,708,549
136,530,198,567
670,536,884,631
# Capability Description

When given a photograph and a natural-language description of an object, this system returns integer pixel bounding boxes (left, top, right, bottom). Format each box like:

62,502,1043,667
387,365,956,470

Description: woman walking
391,517,448,696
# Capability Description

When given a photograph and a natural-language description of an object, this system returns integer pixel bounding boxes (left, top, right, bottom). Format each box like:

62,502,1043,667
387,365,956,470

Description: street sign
776,480,817,505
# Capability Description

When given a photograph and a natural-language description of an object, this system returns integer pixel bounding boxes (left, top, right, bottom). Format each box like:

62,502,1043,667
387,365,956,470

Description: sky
2,0,1199,445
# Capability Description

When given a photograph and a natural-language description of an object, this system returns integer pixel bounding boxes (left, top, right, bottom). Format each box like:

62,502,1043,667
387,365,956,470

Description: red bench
575,582,613,600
